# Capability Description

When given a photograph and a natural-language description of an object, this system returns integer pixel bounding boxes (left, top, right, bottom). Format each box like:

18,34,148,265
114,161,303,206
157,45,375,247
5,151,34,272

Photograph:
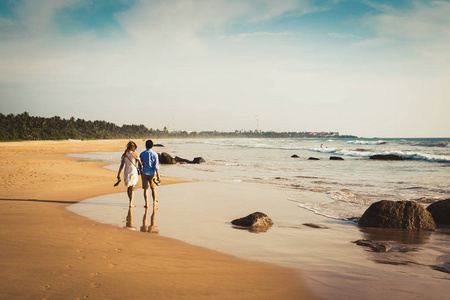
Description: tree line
0,112,356,141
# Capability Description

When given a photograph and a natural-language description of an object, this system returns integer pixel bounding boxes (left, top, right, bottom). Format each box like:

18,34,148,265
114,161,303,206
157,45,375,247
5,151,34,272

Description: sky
0,0,449,138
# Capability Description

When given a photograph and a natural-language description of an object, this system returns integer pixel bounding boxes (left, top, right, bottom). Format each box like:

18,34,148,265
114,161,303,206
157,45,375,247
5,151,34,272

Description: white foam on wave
297,203,340,220
308,148,450,163
309,147,339,153
346,140,387,145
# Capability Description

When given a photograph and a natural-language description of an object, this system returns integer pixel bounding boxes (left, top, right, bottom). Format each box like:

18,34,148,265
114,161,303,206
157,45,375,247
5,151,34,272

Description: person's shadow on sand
140,206,159,234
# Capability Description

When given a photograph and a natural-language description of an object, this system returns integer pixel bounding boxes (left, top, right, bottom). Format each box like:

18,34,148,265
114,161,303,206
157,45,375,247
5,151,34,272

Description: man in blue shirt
140,140,161,207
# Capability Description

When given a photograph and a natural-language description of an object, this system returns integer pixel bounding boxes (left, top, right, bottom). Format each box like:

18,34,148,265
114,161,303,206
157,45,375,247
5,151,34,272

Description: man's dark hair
145,140,153,149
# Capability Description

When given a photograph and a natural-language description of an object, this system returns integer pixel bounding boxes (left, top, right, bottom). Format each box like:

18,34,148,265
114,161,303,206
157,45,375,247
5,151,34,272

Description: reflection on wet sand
356,228,444,269
126,207,136,230
359,228,432,245
141,206,159,234
125,206,159,234
231,225,272,233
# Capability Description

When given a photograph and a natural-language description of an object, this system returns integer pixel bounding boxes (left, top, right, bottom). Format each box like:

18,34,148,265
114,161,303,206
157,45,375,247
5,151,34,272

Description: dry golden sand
0,140,319,299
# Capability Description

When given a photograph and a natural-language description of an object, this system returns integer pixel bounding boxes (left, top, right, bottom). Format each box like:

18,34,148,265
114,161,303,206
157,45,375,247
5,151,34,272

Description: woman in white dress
117,141,142,207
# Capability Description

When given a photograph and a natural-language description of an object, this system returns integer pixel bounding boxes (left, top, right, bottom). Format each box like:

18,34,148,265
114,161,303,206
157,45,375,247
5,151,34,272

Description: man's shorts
141,174,157,190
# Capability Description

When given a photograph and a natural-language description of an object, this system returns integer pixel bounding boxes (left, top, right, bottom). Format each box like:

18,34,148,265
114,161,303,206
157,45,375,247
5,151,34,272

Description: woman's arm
117,155,125,179
132,152,142,166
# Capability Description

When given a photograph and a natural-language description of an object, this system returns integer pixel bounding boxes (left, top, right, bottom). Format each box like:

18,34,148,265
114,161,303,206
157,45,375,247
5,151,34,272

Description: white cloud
353,37,389,47
360,1,450,59
220,31,293,41
328,32,357,38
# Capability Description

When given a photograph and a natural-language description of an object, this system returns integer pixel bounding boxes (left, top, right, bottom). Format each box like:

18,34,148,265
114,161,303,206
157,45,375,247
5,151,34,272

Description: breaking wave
346,140,387,145
308,148,450,163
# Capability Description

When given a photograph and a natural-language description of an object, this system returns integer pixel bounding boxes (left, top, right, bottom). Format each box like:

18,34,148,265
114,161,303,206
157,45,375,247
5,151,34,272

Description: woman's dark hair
145,140,153,149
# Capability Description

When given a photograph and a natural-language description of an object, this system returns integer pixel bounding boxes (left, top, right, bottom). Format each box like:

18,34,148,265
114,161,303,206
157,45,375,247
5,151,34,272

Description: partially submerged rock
330,156,344,160
175,156,191,164
308,157,320,160
192,157,205,164
231,212,274,228
370,154,403,160
427,199,450,226
359,200,436,230
291,154,299,158
352,239,392,252
160,153,206,164
303,223,328,229
159,152,177,164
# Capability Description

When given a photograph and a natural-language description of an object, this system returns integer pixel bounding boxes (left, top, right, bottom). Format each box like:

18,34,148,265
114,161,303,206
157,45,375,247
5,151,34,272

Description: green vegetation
0,112,357,141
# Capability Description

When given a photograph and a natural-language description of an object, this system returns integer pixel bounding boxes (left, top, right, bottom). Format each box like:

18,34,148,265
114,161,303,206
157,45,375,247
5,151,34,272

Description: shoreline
0,139,318,299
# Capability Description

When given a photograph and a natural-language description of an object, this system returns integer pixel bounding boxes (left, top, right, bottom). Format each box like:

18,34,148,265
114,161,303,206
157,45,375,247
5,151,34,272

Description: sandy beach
0,140,318,299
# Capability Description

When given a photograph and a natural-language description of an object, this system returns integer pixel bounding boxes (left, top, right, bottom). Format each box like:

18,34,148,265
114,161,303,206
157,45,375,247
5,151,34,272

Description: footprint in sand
90,272,100,277
75,296,88,300
91,283,101,288
63,274,70,278
77,249,85,253
102,255,111,259
66,264,74,269
109,263,117,268
115,248,123,252
78,256,85,260
42,284,51,290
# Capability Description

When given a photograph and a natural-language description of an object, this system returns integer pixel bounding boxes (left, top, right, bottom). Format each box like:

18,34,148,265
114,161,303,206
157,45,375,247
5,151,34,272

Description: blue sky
1,0,449,137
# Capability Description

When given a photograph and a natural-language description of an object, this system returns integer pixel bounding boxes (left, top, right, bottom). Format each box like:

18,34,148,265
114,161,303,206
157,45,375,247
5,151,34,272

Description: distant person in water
140,140,161,207
117,141,142,207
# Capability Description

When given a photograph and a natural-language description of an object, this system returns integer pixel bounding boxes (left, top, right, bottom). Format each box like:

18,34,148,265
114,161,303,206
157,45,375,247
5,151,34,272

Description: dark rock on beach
159,152,177,164
308,157,320,160
175,156,191,164
370,154,404,160
352,239,392,252
160,153,205,164
303,223,328,229
427,199,450,225
432,262,450,275
231,212,274,228
192,157,205,164
291,154,299,158
359,200,436,230
330,156,344,160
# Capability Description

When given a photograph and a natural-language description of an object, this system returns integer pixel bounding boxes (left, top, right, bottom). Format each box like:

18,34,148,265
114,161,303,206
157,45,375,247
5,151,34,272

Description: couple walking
117,139,161,207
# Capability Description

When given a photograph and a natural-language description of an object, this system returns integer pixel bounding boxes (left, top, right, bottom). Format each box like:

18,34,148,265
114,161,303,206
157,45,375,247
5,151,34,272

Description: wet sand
70,180,450,300
0,140,318,299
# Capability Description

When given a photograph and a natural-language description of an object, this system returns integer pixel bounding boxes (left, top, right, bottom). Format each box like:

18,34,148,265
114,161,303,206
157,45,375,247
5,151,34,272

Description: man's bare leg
151,187,158,206
143,187,150,208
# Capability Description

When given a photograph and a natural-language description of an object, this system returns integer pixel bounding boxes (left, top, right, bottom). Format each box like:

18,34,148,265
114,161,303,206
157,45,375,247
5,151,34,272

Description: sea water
157,138,449,219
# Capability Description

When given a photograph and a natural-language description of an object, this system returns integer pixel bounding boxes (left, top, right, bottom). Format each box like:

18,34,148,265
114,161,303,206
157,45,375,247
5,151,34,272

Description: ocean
159,137,450,219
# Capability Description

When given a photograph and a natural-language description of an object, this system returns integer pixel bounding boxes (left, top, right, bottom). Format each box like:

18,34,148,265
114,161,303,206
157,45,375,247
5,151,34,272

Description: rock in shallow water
426,199,450,226
330,156,344,160
352,239,392,252
359,200,436,230
370,154,403,160
231,212,274,227
303,223,329,229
